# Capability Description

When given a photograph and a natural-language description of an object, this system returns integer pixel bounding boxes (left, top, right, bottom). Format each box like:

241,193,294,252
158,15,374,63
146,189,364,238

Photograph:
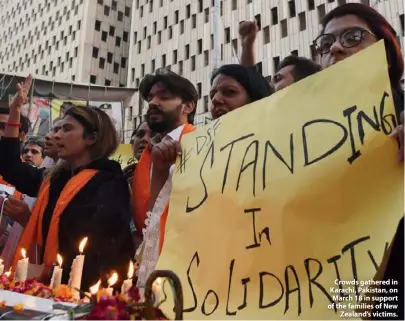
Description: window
232,39,238,53
173,50,178,64
97,0,103,4
256,62,262,74
111,0,117,10
255,14,261,30
191,56,196,71
186,4,190,18
95,20,101,31
203,95,208,112
125,6,130,17
168,27,172,39
271,7,278,25
123,31,128,42
400,14,404,36
101,31,107,41
107,52,113,63
317,4,326,22
232,0,237,10
307,0,315,10
288,0,296,18
105,79,111,86
281,19,287,38
179,61,183,75
360,0,370,5
133,32,138,42
192,14,196,28
273,56,280,73
99,57,105,69
116,36,121,47
263,26,270,44
92,46,99,58
174,10,179,24
153,21,157,34
117,11,123,21
185,44,190,59
310,44,317,61
337,0,346,5
90,75,97,84
74,46,78,57
204,8,209,23
204,50,210,66
143,27,147,38
158,31,161,44
104,5,110,16
198,39,203,54
164,16,168,29
109,26,115,36
77,20,81,30
141,63,145,77
291,50,298,56
114,62,119,73
197,82,202,98
225,27,230,43
121,57,127,68
180,20,184,34
151,59,155,72
162,54,166,67
149,0,153,12
299,12,306,31
147,36,151,48
131,68,135,82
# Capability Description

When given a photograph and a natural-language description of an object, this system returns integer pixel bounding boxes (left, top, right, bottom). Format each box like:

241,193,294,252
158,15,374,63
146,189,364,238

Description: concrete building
0,0,132,87
126,0,404,134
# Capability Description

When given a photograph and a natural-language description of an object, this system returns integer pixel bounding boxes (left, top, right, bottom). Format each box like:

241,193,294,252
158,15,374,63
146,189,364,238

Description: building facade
125,0,404,136
0,0,132,87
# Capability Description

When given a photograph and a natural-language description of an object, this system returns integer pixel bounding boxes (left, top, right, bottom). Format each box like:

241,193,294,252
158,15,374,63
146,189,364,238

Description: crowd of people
0,3,403,319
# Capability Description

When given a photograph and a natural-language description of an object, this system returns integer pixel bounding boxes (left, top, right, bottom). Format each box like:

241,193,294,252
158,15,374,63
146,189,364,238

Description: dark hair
277,55,321,81
211,64,274,102
20,115,30,134
139,69,198,124
320,3,404,90
0,107,9,115
23,137,45,157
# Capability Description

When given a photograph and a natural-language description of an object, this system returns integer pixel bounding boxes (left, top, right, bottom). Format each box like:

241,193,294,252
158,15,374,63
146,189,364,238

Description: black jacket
0,137,133,290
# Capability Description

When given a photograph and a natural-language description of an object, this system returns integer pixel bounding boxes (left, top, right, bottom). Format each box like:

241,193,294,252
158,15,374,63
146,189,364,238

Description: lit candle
50,254,63,289
152,277,162,306
84,279,101,303
121,261,134,295
15,248,29,282
0,259,4,275
106,272,118,296
4,268,11,278
68,237,87,300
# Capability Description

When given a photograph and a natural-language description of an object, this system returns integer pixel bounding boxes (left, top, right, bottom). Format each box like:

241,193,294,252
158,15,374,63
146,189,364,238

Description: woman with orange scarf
0,75,133,291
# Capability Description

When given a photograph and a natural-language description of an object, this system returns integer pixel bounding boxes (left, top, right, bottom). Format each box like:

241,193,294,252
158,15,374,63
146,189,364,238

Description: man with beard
132,69,197,287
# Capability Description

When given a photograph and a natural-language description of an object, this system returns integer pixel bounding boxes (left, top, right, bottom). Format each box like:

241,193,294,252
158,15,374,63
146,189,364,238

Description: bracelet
6,122,20,127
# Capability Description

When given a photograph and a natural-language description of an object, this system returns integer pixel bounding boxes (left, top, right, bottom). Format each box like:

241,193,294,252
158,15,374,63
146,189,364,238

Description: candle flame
107,272,118,287
21,248,26,259
5,268,11,277
127,261,134,279
89,279,101,294
57,254,63,267
79,237,88,253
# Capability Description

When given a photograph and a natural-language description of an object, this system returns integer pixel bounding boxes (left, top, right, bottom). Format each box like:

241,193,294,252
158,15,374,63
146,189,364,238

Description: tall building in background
0,0,132,87
126,0,404,136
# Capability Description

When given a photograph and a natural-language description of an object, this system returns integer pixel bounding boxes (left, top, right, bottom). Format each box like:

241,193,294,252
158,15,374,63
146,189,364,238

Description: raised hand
239,20,258,47
10,74,33,109
151,137,182,173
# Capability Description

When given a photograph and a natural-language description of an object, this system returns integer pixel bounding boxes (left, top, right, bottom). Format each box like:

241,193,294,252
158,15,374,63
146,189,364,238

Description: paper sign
0,184,15,196
156,41,404,319
110,144,136,169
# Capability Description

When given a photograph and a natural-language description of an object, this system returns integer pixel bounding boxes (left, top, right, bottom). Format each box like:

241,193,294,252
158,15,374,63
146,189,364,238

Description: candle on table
4,268,11,278
0,259,4,275
68,237,88,300
121,261,134,295
84,279,101,303
106,272,118,296
50,254,63,289
15,248,29,282
152,277,162,306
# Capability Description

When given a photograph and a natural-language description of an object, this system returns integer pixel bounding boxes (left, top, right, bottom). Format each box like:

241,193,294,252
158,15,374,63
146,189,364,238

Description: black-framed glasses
313,27,376,55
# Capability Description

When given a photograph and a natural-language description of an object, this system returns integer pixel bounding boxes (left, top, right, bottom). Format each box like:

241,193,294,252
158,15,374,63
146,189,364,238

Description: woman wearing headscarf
315,4,404,319
210,64,273,119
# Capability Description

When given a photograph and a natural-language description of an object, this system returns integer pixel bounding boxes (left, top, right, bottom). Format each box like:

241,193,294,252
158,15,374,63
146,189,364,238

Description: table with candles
0,237,184,320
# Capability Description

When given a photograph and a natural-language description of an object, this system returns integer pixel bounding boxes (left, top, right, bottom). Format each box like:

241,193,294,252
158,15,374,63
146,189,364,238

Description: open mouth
215,109,228,118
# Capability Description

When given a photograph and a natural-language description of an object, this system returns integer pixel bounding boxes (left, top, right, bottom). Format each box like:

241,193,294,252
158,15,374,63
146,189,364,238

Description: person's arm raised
239,21,258,68
5,75,33,138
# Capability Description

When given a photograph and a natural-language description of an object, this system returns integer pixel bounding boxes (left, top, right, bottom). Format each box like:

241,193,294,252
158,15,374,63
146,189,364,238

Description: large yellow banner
156,41,404,319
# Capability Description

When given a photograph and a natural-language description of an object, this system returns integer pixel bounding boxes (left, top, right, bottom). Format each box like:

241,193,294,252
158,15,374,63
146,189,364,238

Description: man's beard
145,104,182,133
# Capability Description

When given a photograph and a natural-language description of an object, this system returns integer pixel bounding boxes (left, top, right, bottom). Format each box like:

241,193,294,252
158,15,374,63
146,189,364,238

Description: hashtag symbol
176,148,193,174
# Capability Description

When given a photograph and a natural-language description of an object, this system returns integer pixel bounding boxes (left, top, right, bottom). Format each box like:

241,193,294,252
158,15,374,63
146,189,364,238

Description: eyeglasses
313,27,376,55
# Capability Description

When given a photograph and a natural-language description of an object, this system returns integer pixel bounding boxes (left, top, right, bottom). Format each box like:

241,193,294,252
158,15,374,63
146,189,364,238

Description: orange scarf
12,169,98,269
132,124,196,249
0,176,22,200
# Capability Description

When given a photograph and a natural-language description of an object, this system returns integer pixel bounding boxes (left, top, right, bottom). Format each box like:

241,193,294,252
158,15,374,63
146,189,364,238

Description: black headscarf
211,64,273,102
